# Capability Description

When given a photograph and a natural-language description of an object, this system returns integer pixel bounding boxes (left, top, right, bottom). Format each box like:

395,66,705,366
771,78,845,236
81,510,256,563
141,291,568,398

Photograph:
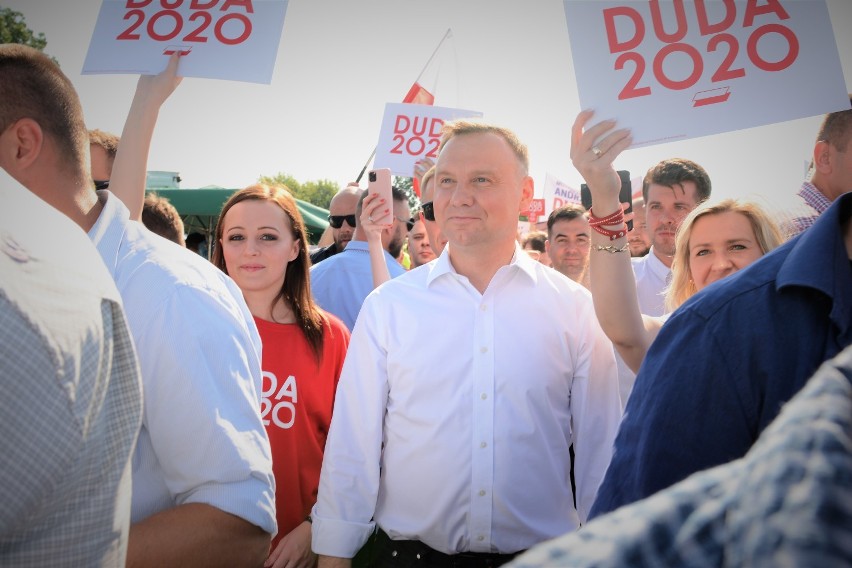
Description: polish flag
403,82,435,106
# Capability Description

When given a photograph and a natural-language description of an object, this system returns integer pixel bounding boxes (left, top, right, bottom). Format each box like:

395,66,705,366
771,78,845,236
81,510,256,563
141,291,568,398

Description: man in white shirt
631,158,710,316
0,44,275,568
312,120,622,567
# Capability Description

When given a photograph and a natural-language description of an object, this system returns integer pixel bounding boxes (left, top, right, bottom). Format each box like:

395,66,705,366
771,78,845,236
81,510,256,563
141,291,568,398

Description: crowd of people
2,43,852,568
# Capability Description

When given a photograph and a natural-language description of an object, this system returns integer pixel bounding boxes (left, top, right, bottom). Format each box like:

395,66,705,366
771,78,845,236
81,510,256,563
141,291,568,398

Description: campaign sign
563,0,849,147
375,103,483,177
543,173,582,216
83,0,289,83
528,198,546,223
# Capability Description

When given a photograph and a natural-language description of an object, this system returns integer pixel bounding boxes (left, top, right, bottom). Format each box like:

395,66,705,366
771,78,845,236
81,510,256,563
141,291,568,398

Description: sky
6,0,852,213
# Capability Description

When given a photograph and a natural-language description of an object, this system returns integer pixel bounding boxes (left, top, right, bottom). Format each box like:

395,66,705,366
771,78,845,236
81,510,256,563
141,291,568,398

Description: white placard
83,0,288,84
542,172,582,217
563,0,849,147
374,103,483,178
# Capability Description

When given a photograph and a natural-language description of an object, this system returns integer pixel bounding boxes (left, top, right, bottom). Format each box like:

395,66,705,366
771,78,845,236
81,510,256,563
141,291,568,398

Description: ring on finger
591,145,603,157
368,215,373,222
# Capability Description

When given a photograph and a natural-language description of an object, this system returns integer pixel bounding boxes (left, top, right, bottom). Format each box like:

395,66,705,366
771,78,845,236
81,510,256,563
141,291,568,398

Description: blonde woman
571,111,783,375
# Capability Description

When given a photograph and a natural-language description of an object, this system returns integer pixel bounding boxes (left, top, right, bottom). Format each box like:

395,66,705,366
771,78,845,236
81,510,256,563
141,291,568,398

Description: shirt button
479,489,486,496
480,304,487,311
480,442,487,448
481,393,487,400
477,535,485,542
480,346,488,353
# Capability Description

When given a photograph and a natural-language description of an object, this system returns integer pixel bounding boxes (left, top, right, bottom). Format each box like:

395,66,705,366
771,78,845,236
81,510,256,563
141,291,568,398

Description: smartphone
367,168,393,225
580,170,633,231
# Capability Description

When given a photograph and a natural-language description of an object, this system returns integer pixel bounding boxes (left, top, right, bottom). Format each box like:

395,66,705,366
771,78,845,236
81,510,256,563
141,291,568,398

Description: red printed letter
394,115,410,134
747,23,798,72
221,0,253,13
603,6,645,54
650,0,687,43
429,118,444,137
696,0,736,36
744,0,790,28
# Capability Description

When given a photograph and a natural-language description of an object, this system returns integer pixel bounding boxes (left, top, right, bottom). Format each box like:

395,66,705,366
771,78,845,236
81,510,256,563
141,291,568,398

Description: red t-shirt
254,312,349,548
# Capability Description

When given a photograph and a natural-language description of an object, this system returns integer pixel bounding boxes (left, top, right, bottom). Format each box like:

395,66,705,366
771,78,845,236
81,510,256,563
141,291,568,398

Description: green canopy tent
145,188,330,246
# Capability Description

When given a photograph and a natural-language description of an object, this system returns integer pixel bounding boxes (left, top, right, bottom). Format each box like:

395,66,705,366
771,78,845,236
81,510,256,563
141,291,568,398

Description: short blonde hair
666,199,784,311
420,166,436,201
438,120,529,175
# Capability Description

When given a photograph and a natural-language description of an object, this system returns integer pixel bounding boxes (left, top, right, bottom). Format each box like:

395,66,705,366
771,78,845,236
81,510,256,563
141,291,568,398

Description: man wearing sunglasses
89,128,119,191
310,186,409,331
310,185,362,265
418,165,449,256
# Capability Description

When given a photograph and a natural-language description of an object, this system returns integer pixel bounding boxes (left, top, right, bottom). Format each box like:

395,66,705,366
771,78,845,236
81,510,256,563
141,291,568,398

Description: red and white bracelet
588,208,627,241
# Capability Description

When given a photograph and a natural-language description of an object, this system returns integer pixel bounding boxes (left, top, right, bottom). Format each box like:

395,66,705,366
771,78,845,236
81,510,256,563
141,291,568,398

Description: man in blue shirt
510,342,852,568
591,191,852,518
310,187,409,330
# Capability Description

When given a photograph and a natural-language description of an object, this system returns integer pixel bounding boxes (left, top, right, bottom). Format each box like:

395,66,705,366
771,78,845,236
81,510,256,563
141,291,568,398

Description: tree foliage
0,8,49,54
258,172,340,210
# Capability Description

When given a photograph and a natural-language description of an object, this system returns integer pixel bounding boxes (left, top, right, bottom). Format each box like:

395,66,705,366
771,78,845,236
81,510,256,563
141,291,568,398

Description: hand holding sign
84,0,289,83
563,0,848,148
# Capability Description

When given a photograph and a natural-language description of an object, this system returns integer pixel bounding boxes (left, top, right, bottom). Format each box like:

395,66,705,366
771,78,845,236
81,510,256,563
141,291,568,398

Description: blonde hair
666,199,783,311
420,166,436,201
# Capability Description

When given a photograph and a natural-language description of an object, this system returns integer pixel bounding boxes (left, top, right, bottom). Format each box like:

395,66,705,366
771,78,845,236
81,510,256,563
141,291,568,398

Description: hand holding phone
367,168,393,225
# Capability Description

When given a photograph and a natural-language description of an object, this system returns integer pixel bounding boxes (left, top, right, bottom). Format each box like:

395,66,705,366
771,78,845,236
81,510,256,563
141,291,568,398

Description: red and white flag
403,82,435,106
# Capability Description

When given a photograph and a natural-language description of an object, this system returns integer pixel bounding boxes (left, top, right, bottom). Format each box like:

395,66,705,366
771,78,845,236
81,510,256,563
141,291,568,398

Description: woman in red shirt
213,184,349,568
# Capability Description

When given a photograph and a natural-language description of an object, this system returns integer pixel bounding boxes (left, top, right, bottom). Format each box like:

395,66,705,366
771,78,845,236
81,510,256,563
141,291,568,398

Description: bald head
328,185,361,253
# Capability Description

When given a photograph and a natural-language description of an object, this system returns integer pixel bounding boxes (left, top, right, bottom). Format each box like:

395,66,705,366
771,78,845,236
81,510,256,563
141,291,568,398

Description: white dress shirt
631,247,671,317
88,191,276,535
313,244,622,556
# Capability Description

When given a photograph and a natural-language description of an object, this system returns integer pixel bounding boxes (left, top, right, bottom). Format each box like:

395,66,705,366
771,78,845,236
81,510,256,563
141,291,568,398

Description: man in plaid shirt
781,96,852,239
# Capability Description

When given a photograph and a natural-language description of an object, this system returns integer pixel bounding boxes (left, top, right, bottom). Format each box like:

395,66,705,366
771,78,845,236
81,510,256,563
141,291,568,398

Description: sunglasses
397,216,415,232
328,214,357,229
94,180,110,190
421,201,435,222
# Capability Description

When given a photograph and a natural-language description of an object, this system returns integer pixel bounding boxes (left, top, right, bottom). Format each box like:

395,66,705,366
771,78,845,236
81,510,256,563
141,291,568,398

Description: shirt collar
798,181,832,215
778,192,852,332
87,190,129,275
645,247,673,280
425,242,538,288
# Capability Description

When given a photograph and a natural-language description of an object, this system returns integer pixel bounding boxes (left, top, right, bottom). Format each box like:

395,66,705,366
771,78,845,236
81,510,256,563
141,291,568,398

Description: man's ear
813,140,832,174
518,175,534,213
0,119,44,173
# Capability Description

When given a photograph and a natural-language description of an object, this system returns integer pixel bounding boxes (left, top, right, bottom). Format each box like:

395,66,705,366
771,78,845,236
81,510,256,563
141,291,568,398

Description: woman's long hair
666,198,784,312
213,184,326,361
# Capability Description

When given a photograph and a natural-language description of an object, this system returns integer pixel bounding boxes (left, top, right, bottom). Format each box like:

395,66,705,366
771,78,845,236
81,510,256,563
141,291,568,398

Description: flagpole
412,28,452,86
355,28,453,183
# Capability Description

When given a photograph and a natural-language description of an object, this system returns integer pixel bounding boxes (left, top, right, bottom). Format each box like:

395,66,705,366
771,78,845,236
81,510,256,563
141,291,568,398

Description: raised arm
110,53,182,220
569,110,661,373
359,192,393,289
